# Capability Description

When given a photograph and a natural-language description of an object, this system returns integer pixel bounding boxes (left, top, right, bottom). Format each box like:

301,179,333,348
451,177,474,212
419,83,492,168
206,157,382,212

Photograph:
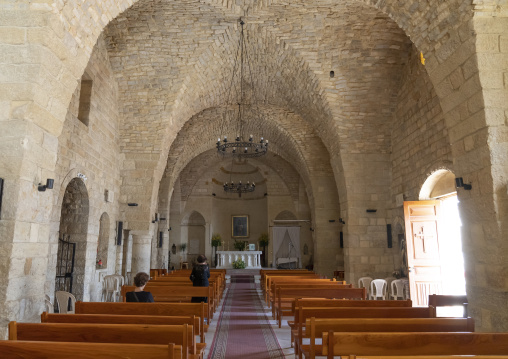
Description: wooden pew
0,341,181,359
261,269,312,289
164,271,226,301
270,283,351,315
265,274,320,299
276,287,367,327
41,312,204,344
321,332,508,358
266,278,340,305
149,278,221,311
293,306,435,355
429,294,468,317
121,285,213,323
9,322,197,359
75,301,208,339
345,356,508,359
263,272,318,292
300,317,475,359
289,299,413,347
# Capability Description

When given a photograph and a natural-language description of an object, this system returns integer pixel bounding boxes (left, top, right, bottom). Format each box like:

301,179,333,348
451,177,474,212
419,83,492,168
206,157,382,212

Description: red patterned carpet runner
208,274,285,359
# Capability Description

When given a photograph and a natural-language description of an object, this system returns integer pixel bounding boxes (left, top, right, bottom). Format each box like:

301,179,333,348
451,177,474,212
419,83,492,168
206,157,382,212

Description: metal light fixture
216,18,268,158
223,179,255,197
38,179,54,192
455,177,472,190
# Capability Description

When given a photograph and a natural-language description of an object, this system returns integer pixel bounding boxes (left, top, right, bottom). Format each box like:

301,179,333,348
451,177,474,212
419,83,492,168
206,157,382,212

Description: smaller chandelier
223,180,255,197
217,134,268,158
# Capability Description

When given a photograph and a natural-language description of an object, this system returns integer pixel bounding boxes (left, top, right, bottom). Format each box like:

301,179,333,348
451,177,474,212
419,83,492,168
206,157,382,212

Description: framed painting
232,215,249,238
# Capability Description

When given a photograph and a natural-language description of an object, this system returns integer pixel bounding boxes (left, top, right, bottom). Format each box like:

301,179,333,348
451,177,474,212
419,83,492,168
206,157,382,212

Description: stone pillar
131,233,152,275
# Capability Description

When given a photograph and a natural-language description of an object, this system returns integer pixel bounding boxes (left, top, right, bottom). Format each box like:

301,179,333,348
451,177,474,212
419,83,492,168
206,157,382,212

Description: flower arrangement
211,234,222,248
232,259,246,269
258,233,269,247
233,240,246,251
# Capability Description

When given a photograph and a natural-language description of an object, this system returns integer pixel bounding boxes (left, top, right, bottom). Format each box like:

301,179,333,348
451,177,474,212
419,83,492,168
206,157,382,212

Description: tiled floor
204,278,295,359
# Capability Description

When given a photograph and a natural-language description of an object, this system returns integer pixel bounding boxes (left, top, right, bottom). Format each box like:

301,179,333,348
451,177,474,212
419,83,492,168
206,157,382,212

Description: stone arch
274,210,297,221
97,212,110,269
419,169,457,200
56,177,89,301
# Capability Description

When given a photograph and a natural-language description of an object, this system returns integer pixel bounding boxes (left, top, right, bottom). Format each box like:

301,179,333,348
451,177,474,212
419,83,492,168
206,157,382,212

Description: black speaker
0,178,3,219
339,231,343,248
386,224,392,248
158,231,163,248
116,221,123,245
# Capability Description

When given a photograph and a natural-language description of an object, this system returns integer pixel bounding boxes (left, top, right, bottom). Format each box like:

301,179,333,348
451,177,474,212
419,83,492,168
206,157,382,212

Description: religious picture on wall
232,215,249,238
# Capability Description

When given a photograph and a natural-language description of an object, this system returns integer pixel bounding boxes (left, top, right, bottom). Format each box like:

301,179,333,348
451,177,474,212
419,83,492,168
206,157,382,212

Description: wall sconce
366,209,377,213
38,179,54,192
127,203,138,207
455,177,472,190
171,243,177,254
212,193,216,196
339,218,346,224
310,227,314,232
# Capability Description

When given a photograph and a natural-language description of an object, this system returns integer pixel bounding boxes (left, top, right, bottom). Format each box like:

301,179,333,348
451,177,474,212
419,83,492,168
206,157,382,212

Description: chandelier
223,179,255,197
223,158,256,197
216,19,268,158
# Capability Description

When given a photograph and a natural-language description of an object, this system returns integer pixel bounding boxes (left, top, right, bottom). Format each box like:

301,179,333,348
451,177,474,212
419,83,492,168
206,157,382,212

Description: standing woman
190,254,210,303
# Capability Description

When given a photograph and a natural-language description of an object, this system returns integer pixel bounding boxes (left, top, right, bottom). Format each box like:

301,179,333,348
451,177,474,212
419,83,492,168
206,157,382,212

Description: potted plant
233,240,246,251
211,234,222,267
258,233,269,267
232,258,246,269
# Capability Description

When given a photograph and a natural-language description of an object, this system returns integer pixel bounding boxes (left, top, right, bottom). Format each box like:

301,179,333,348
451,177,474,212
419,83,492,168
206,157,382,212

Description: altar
216,251,262,269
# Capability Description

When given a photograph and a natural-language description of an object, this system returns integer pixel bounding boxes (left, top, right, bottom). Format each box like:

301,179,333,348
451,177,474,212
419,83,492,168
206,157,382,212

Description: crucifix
414,226,429,253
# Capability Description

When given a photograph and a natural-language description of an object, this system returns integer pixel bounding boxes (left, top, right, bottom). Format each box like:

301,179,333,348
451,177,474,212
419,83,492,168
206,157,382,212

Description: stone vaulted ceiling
101,0,413,208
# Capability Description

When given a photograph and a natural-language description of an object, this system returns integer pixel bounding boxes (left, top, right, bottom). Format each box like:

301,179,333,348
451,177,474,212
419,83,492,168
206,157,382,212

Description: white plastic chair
44,295,54,314
103,275,121,302
112,274,125,302
55,291,76,314
358,277,373,299
370,279,388,300
390,279,405,300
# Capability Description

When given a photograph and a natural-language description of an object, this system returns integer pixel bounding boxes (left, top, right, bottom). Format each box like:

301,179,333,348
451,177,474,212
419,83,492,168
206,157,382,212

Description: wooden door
404,200,443,306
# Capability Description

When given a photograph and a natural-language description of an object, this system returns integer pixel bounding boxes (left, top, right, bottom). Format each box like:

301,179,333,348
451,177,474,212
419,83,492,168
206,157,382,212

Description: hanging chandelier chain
216,17,268,159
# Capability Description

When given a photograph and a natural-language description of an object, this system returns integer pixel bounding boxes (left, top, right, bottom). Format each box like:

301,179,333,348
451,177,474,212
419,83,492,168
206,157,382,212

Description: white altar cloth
216,251,262,269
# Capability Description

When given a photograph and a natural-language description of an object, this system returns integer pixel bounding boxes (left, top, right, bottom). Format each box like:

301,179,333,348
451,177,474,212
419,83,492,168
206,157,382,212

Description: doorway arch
97,212,110,269
404,169,466,308
56,178,89,301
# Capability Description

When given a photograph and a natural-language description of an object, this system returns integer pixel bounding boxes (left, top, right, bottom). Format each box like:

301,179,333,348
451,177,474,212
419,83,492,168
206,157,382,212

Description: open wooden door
404,200,443,306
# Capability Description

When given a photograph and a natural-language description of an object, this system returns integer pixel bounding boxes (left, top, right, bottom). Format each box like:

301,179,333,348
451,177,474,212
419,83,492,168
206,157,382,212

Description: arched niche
182,211,206,264
56,177,89,302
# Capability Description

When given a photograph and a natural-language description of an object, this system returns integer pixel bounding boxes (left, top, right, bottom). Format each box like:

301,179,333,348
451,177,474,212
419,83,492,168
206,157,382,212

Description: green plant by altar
233,240,246,251
211,234,222,247
258,233,269,247
232,259,246,269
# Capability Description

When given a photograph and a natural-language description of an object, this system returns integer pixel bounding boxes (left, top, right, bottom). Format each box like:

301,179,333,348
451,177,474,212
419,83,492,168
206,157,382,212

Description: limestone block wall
390,44,452,273
47,35,122,302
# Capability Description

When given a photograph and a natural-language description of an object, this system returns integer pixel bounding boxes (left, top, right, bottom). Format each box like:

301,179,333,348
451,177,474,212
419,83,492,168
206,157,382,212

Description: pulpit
216,251,262,269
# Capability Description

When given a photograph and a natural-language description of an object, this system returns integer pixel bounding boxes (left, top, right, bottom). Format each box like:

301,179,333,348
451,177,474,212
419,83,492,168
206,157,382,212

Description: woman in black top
190,254,210,303
126,272,154,302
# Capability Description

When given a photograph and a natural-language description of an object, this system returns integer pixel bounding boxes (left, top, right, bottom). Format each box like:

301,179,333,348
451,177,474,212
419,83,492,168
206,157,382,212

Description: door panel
404,200,442,307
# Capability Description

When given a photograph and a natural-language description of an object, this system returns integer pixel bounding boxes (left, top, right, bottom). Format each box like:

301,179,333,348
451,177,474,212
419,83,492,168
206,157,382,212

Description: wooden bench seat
345,356,508,359
289,299,412,348
321,332,508,358
293,306,435,355
265,274,320,300
271,283,351,316
300,317,475,359
0,341,181,359
41,312,204,343
121,285,213,323
276,287,367,327
267,278,344,305
75,301,208,338
9,322,199,359
148,279,221,311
